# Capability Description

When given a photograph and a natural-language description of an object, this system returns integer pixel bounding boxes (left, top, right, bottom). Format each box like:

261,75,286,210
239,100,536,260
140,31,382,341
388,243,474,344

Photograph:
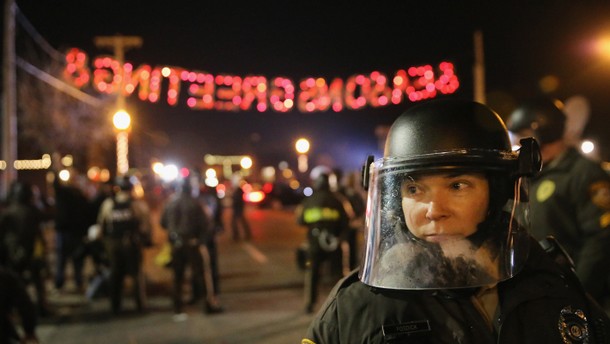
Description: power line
12,3,102,107
14,4,64,62
15,56,103,108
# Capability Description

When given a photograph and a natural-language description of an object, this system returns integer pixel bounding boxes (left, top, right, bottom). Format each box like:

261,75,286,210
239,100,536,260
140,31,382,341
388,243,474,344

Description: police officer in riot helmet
160,176,222,319
302,99,610,344
507,97,566,150
97,175,152,314
507,97,610,305
296,172,350,314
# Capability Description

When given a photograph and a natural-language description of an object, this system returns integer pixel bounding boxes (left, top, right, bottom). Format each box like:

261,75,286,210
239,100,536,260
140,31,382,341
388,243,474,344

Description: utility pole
1,0,17,198
473,30,486,104
94,35,142,176
94,34,142,109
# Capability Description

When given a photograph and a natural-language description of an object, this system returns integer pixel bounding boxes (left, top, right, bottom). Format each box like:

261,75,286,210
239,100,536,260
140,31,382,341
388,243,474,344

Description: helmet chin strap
362,155,375,190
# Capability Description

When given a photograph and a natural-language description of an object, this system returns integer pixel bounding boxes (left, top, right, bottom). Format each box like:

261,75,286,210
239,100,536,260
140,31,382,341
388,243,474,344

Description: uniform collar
539,147,579,175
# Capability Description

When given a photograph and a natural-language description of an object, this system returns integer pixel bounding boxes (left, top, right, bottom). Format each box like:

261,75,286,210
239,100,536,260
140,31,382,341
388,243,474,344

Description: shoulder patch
589,180,610,211
601,213,610,228
537,180,556,202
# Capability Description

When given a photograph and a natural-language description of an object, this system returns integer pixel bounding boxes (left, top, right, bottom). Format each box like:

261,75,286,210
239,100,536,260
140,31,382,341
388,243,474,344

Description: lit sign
63,48,460,113
0,154,52,170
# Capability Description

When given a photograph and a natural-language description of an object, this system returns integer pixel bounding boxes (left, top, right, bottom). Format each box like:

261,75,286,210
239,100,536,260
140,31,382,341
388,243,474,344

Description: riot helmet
179,177,193,194
359,99,541,290
507,98,566,145
313,173,331,191
115,175,134,191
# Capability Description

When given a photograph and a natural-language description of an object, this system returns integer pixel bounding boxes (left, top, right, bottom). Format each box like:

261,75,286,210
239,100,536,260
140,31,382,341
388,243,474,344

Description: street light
295,138,310,173
240,156,253,170
113,109,131,175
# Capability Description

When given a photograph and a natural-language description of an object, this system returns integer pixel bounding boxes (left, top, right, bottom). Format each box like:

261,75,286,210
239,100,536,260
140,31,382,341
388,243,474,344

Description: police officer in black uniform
296,173,350,314
302,99,610,344
160,178,222,319
97,176,152,314
508,98,610,305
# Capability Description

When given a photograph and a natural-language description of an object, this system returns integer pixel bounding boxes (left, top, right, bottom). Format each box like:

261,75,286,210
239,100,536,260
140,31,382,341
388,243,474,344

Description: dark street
35,205,336,344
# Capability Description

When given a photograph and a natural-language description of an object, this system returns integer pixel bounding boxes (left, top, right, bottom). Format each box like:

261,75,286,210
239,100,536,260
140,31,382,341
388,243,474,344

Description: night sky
10,1,610,173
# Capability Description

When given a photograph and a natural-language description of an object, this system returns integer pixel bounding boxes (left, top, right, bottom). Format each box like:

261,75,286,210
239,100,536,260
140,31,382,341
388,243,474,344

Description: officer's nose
424,192,450,221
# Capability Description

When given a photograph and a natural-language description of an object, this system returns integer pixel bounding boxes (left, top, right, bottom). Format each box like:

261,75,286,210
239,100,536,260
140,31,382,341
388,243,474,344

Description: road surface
34,205,338,344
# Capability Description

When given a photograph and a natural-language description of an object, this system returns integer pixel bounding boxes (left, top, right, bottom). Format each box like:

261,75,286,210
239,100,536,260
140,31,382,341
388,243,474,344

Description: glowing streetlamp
113,109,131,175
240,156,253,169
594,35,610,61
295,138,310,173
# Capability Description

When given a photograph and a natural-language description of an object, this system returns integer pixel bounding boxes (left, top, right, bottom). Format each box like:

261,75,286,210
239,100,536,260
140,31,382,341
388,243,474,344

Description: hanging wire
14,5,65,62
16,57,103,107
13,4,102,107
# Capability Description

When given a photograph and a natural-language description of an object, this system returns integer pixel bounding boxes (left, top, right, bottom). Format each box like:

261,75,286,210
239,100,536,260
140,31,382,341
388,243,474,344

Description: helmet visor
359,155,530,290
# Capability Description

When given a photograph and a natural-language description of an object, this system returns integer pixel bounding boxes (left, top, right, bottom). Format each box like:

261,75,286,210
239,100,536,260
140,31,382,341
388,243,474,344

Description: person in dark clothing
194,184,224,300
97,176,152,314
160,178,222,320
296,173,350,314
0,266,39,344
51,172,90,292
508,97,610,304
332,169,367,271
230,177,252,241
0,182,51,317
83,181,113,300
303,99,610,343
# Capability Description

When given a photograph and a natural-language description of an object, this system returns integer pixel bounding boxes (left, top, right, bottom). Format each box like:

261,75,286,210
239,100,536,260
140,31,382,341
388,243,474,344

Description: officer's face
401,172,489,242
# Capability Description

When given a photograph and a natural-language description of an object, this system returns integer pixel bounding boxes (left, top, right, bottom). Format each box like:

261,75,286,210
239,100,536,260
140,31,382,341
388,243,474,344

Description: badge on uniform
536,180,556,202
382,320,431,342
558,306,589,343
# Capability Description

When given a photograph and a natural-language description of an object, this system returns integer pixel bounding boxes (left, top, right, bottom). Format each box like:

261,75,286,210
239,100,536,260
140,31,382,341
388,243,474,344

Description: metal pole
473,30,486,104
94,35,142,175
2,0,17,198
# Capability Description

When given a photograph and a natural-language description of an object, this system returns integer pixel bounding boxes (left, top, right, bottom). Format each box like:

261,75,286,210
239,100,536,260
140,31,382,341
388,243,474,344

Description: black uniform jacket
303,237,610,344
528,147,610,302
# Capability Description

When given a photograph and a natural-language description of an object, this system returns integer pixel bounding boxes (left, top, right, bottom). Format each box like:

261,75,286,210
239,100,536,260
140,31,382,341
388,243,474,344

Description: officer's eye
402,183,421,197
451,182,468,191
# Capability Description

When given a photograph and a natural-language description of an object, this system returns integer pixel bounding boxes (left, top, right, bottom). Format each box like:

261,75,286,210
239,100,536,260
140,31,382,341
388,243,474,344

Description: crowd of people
0,167,229,341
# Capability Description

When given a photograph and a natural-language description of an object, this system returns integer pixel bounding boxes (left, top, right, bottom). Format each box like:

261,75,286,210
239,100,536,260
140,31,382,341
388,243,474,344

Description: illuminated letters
63,48,459,113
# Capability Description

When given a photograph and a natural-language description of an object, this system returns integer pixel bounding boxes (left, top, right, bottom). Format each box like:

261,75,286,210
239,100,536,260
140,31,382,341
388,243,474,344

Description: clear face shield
359,152,533,290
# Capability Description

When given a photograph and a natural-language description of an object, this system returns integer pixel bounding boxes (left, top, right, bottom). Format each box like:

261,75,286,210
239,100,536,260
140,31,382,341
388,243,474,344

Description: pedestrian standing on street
161,178,222,321
97,176,152,314
507,97,610,305
0,181,51,317
86,181,114,276
196,183,224,299
331,169,367,271
0,266,39,344
230,176,252,241
183,178,224,306
83,181,114,300
50,169,90,293
296,173,350,314
303,99,610,343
